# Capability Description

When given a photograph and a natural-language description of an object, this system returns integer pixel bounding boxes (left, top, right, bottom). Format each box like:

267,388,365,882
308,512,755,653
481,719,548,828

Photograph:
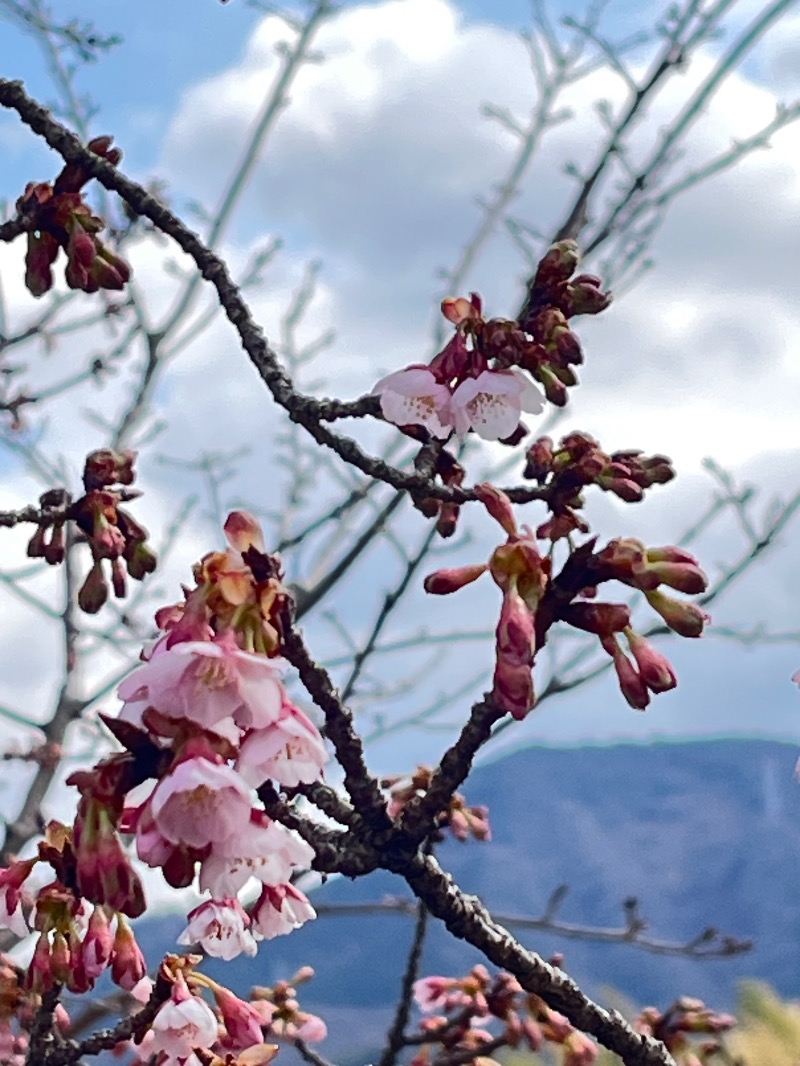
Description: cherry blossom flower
236,701,326,788
450,370,543,441
150,978,218,1064
252,883,316,939
199,813,315,897
118,635,285,734
372,367,452,438
149,757,253,849
178,898,257,960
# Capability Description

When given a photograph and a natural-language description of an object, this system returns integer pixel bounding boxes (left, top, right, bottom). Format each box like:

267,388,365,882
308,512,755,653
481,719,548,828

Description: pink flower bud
213,985,264,1049
560,602,630,636
225,510,266,553
492,589,535,719
82,906,114,982
111,916,146,991
424,563,487,595
564,1030,599,1065
646,560,708,595
474,484,518,537
601,636,649,710
625,630,677,693
441,295,480,326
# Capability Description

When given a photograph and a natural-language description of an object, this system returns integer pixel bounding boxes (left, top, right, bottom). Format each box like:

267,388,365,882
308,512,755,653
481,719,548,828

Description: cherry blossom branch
42,972,172,1066
278,601,392,833
394,849,678,1066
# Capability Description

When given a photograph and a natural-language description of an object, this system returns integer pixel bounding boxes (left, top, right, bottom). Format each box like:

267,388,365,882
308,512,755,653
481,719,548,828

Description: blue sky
0,0,800,797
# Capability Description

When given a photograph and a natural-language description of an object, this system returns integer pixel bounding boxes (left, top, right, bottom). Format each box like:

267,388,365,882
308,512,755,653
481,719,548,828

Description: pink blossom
178,898,258,960
372,367,453,438
252,883,316,939
200,813,315,897
792,670,800,686
150,757,253,849
236,702,326,788
413,976,459,1012
293,1014,328,1043
150,979,218,1064
118,636,285,734
450,370,543,441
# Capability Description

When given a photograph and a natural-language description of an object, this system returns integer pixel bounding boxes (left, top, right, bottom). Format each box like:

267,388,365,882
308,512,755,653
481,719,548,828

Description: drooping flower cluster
425,484,709,717
122,955,326,1065
15,135,132,297
26,448,157,613
0,511,326,1025
411,965,598,1066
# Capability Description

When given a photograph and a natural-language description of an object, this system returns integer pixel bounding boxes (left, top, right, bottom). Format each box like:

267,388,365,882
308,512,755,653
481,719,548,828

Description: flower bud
424,563,487,595
523,437,554,481
536,366,568,407
625,629,677,693
601,635,649,710
645,589,709,638
224,510,266,553
474,484,518,537
560,602,630,635
646,560,707,594
78,563,108,614
492,588,535,719
111,916,146,991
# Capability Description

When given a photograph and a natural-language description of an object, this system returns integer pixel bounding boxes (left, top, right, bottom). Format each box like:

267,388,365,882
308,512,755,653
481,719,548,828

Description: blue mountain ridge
129,738,800,1063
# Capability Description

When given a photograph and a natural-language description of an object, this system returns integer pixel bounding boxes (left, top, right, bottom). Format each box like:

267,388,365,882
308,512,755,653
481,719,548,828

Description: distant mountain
131,738,800,1063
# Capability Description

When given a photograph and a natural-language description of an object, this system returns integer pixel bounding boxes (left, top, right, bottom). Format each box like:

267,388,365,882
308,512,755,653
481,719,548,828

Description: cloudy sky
0,0,799,805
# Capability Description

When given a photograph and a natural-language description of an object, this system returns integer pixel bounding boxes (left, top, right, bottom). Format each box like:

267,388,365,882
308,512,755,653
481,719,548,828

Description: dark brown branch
278,602,391,833
393,850,677,1066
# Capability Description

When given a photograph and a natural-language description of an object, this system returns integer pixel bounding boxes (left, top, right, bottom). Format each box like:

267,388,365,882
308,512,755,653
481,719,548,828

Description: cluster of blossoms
382,766,490,842
411,965,597,1066
16,135,131,297
425,484,709,717
26,448,157,612
523,431,676,537
127,959,326,1066
372,242,609,447
0,511,328,1063
635,997,736,1065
